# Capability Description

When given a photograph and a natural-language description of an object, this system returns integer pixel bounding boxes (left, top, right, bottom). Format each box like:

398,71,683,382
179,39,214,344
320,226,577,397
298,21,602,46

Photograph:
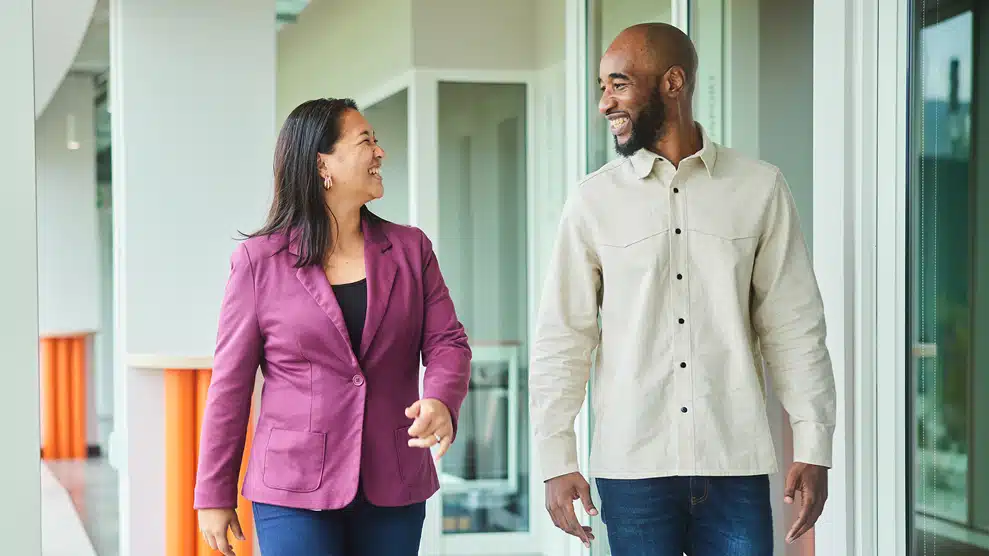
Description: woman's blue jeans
252,489,426,556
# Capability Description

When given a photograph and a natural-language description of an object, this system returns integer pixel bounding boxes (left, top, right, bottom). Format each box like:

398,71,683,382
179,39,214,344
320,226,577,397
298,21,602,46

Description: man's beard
613,89,667,158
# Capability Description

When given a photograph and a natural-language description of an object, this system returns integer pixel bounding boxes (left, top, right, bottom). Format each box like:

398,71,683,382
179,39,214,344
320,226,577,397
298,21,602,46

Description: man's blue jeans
252,490,426,556
596,475,774,556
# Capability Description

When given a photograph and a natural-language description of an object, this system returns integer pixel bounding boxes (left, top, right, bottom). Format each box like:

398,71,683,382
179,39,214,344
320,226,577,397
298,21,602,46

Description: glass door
908,0,988,552
415,77,533,556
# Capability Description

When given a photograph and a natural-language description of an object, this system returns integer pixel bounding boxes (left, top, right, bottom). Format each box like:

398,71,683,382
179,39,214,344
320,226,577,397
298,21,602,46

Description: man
530,22,837,555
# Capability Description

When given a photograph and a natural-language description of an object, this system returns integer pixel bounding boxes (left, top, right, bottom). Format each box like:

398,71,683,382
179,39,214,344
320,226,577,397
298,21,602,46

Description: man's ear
666,66,687,97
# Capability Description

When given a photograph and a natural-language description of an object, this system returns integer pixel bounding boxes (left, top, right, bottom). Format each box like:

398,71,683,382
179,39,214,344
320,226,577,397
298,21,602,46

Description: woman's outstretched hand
198,508,244,556
405,398,453,460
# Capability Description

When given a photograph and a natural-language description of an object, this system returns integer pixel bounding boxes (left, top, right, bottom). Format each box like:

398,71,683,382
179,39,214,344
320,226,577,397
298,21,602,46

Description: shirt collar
627,123,718,180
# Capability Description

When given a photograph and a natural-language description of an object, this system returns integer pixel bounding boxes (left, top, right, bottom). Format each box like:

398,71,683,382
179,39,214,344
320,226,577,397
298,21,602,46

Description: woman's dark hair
245,97,382,267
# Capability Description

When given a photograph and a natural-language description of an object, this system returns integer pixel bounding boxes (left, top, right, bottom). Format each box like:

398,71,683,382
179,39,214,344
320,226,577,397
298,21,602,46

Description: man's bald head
606,23,698,95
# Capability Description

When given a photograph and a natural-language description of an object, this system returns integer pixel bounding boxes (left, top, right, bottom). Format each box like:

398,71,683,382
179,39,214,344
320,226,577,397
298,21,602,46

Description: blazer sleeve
194,242,262,509
417,230,472,442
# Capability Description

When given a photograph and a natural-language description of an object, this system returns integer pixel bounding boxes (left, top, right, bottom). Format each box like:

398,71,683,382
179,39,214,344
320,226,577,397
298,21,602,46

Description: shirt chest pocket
596,216,671,276
687,217,760,275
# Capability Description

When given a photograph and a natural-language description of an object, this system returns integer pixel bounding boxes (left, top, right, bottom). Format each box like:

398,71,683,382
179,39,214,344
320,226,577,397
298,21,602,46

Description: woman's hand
405,398,454,459
198,508,244,556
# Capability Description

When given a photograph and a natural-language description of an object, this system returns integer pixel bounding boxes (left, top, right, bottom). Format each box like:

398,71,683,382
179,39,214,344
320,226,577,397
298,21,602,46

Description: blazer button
352,375,365,386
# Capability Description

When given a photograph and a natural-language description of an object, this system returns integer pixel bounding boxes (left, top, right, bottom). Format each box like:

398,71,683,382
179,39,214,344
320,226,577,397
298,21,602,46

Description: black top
331,278,368,356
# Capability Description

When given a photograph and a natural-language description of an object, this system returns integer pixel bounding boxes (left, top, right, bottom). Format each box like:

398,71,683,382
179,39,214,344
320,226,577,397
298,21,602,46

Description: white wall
276,0,413,124
412,0,538,70
36,74,102,337
0,0,42,551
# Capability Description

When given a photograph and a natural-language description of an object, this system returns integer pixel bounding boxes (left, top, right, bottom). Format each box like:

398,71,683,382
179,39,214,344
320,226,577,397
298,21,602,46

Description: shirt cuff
791,421,835,468
538,433,581,482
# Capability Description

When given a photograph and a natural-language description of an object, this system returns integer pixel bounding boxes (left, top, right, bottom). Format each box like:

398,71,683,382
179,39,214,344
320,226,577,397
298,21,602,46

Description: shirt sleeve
751,170,837,468
529,193,602,482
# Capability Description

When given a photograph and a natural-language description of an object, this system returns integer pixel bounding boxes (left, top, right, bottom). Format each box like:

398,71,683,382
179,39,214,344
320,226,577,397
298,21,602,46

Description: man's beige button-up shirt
530,129,837,482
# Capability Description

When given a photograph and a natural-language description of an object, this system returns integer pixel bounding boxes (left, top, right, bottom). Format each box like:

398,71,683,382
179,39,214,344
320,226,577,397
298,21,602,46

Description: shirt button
673,187,679,193
675,228,682,234
677,273,683,280
678,318,685,324
352,375,364,386
680,362,687,368
681,407,688,413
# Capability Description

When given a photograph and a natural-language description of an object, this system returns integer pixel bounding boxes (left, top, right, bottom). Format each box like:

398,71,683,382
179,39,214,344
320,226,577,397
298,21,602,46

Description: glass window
584,2,675,554
435,81,530,536
908,0,988,552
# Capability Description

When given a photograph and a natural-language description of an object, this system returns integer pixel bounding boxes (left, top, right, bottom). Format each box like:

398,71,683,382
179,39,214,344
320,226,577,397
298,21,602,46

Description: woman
194,98,472,555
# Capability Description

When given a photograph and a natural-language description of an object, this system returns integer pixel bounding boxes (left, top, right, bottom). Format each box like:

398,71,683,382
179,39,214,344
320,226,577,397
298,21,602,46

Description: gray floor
47,458,119,556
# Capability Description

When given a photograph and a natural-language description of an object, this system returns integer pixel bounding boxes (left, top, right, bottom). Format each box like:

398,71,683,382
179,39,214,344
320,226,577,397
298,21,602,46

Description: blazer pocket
393,426,428,485
262,428,326,492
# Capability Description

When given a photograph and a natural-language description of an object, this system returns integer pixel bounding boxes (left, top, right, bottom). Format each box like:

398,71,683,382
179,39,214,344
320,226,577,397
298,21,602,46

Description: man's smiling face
597,47,668,158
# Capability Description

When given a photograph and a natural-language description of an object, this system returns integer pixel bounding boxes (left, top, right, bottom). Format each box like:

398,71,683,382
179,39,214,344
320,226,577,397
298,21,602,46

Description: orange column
55,338,72,459
70,337,88,459
165,369,198,556
40,338,58,459
195,369,213,556
230,392,254,556
40,335,90,460
170,367,254,555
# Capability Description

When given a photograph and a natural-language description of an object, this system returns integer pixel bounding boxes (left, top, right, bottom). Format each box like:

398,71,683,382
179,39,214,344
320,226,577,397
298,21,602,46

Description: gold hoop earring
324,177,332,190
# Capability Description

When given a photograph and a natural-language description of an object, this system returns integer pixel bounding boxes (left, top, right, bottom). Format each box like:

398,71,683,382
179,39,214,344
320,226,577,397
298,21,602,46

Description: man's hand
406,398,454,460
545,472,597,547
784,462,828,544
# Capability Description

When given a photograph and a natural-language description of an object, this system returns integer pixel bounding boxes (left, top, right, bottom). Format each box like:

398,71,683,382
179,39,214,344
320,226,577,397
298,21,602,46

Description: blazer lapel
360,220,396,359
296,265,354,356
289,230,353,357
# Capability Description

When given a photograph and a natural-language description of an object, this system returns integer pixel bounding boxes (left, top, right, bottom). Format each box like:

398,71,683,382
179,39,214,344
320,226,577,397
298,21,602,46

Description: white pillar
813,0,884,554
109,0,275,553
811,0,854,553
0,0,43,552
